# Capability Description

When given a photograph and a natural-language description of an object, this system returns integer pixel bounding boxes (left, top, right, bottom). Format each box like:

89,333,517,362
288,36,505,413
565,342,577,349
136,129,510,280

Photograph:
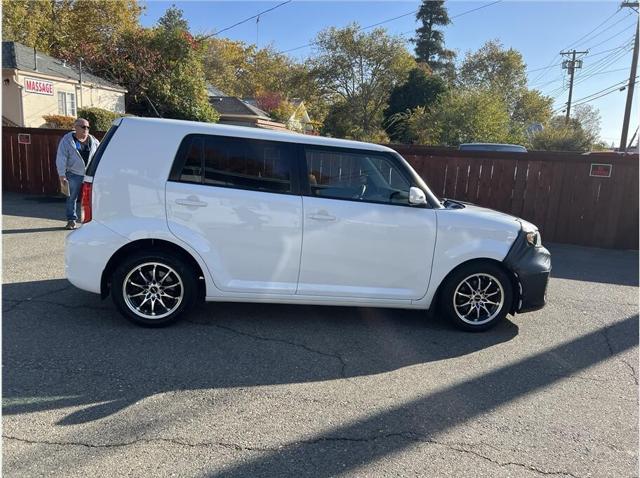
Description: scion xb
66,117,551,331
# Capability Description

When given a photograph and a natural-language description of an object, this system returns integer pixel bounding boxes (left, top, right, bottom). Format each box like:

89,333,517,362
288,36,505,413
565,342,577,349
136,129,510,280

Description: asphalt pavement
3,192,638,477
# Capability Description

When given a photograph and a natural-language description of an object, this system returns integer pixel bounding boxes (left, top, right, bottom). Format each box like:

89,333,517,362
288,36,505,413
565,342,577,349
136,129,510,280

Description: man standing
56,118,100,230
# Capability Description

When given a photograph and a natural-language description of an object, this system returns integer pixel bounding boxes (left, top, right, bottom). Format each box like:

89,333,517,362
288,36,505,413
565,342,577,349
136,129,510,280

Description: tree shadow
205,314,638,478
3,279,519,425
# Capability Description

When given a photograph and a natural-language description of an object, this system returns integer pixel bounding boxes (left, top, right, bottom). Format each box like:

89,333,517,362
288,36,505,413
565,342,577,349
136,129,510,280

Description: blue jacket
55,131,100,177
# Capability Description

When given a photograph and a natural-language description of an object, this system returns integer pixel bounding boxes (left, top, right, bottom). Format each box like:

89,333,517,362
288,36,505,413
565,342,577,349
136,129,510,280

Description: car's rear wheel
111,250,196,327
440,262,513,332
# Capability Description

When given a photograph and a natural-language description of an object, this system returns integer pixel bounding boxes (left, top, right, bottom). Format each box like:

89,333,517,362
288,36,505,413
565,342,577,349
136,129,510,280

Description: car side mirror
409,187,427,206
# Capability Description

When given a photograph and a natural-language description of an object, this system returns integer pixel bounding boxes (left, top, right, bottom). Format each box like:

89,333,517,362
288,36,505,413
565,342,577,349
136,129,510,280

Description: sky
139,1,639,147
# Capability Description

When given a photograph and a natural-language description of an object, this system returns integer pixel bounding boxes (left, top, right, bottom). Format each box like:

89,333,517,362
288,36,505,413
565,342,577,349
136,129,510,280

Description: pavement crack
0,433,587,476
3,435,267,452
620,359,639,386
2,285,74,313
185,320,348,378
27,299,111,312
602,325,639,385
435,443,581,477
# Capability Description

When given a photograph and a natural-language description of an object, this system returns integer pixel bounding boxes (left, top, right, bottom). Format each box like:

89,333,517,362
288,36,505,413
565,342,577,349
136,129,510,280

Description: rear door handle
175,196,207,208
308,211,336,222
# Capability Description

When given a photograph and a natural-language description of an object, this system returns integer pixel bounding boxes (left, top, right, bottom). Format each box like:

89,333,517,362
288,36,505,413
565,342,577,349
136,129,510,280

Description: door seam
294,196,305,294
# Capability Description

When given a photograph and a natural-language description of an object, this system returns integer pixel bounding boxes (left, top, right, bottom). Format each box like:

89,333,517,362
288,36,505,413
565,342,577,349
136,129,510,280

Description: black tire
111,250,197,327
439,261,513,332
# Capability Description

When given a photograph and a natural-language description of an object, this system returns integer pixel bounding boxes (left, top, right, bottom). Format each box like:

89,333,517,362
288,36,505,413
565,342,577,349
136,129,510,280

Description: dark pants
66,173,84,221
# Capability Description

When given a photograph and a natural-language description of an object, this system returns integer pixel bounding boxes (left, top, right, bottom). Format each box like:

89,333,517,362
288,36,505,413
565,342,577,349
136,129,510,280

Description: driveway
3,192,638,477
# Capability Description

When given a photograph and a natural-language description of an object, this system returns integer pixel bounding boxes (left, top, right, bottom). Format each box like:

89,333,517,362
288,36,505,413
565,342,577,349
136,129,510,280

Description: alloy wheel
453,273,505,325
122,262,184,319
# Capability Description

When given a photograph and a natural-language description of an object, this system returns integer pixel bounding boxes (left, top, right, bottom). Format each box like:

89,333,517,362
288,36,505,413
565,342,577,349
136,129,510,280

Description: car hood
440,199,535,232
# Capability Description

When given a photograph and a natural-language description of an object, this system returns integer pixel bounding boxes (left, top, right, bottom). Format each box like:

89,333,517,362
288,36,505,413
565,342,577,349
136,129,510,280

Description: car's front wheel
440,262,513,332
111,250,196,327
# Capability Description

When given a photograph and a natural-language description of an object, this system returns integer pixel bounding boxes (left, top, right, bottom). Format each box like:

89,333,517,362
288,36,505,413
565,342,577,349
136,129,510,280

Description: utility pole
78,58,83,109
619,1,639,152
560,49,588,123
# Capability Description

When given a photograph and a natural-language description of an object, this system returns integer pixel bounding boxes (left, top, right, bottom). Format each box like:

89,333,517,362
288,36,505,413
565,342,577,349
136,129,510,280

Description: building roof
2,41,126,91
209,96,271,119
206,84,228,97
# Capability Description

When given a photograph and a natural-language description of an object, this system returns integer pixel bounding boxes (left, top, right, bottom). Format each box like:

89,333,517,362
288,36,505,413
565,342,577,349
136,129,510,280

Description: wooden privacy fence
2,127,638,249
2,127,104,195
391,145,638,250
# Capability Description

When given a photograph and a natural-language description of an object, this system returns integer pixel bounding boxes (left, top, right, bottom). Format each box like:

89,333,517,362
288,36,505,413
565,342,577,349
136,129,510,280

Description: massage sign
24,77,54,95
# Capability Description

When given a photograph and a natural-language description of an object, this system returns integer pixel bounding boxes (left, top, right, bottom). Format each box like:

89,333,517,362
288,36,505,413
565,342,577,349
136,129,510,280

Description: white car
66,117,551,331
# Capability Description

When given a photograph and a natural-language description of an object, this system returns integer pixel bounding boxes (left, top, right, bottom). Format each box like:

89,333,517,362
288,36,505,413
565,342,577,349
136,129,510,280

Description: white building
2,41,127,127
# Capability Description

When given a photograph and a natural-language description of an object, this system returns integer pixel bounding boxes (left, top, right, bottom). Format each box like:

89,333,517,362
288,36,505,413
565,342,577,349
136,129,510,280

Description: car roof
117,117,395,154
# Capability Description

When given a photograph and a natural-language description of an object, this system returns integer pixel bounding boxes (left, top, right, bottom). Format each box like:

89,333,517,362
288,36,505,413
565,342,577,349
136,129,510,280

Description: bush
43,115,76,129
77,107,127,132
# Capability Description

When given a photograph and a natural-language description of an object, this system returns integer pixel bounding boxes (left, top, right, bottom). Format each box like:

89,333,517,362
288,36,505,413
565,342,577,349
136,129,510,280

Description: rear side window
85,124,119,176
170,134,295,194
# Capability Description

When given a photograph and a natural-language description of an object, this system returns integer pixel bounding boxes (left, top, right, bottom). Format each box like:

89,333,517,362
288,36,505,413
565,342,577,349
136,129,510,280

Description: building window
58,92,76,116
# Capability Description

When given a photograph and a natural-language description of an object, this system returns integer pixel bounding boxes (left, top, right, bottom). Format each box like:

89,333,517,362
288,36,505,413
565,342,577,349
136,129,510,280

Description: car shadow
3,279,518,425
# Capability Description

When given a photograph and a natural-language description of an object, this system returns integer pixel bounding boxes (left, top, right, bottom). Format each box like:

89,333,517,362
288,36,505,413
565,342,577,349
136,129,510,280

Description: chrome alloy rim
122,262,184,319
453,273,505,325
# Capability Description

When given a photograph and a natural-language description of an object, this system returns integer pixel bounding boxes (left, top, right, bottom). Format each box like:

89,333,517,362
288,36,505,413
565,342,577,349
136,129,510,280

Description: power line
583,18,637,51
553,76,637,112
531,60,631,89
571,79,637,108
563,7,623,50
278,0,503,56
573,44,633,85
529,7,625,84
536,40,633,95
203,0,292,38
449,0,503,20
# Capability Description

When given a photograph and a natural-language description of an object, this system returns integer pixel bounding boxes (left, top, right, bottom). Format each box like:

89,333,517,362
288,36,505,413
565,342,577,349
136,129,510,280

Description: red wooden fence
2,127,104,195
391,144,638,250
2,127,638,249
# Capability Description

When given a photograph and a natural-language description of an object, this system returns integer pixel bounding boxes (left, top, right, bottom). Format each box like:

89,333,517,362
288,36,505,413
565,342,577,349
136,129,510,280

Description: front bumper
503,231,551,313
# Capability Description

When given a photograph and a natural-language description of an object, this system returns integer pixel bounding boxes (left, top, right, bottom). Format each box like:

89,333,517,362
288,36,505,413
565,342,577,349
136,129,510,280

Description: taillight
80,181,92,223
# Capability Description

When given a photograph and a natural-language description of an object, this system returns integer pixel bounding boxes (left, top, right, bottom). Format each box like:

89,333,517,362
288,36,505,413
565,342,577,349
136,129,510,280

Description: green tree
145,7,218,121
2,0,73,54
511,89,554,144
458,40,528,116
572,104,601,145
384,66,447,141
309,24,415,140
157,5,189,31
2,0,142,59
414,0,456,79
203,38,296,98
399,89,512,146
530,116,592,151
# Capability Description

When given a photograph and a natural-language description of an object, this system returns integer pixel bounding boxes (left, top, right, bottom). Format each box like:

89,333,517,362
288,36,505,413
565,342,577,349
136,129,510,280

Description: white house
2,41,127,127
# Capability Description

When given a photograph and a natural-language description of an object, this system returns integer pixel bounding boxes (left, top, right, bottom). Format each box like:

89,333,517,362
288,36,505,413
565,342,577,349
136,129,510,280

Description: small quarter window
178,136,204,183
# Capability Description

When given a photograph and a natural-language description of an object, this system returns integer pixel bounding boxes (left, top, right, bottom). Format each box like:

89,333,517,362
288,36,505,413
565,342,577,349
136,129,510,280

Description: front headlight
525,230,542,247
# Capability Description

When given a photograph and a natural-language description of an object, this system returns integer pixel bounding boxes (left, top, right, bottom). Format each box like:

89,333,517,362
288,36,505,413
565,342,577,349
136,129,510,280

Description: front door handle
175,196,207,208
308,211,336,222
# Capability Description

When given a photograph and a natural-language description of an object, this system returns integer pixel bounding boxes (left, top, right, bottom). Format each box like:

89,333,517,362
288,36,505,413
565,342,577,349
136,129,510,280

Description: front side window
171,135,293,194
305,148,411,205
